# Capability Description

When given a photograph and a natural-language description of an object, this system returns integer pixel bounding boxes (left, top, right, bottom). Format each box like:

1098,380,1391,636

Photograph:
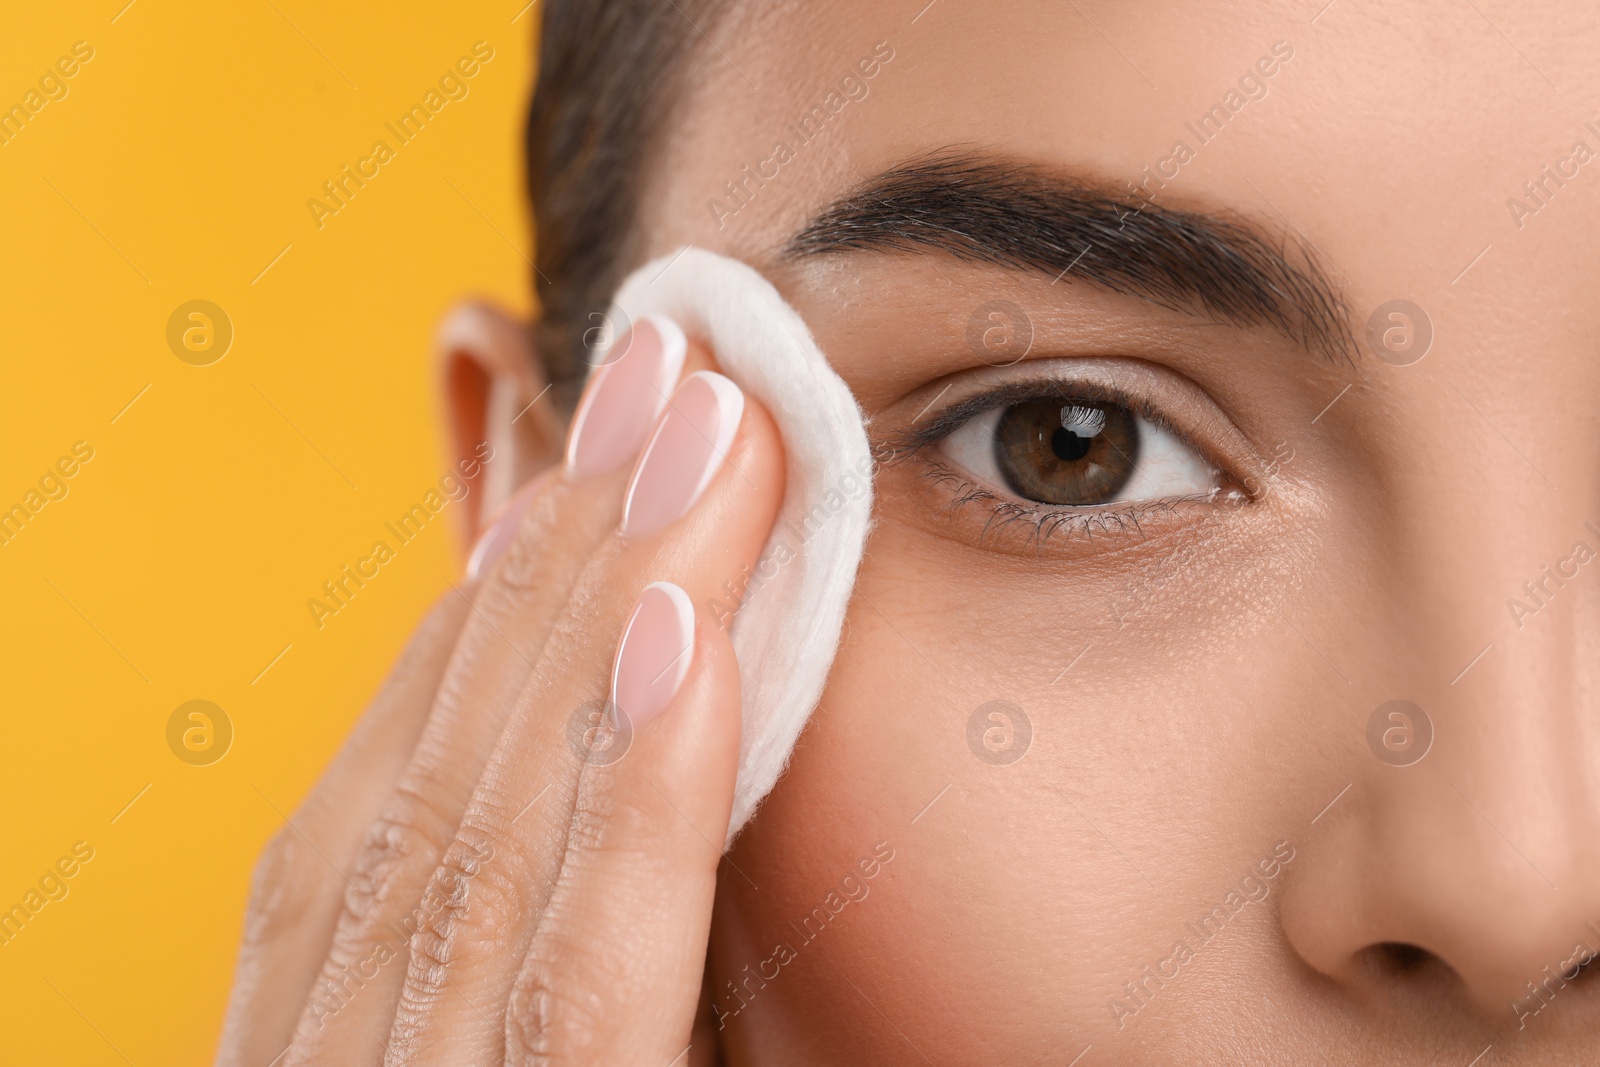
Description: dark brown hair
525,0,728,408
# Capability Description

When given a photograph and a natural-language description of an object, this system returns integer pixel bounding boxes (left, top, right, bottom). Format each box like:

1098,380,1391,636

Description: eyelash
917,460,1198,546
879,378,1233,547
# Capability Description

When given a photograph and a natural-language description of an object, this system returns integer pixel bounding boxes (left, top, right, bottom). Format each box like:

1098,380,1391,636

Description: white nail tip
688,370,744,505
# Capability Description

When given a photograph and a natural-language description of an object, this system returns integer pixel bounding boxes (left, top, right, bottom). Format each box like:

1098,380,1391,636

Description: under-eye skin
881,369,1251,549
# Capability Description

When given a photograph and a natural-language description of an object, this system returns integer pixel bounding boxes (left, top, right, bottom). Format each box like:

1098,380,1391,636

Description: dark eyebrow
782,153,1355,362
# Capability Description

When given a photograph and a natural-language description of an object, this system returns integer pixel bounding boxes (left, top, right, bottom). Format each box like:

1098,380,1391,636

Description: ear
435,301,566,551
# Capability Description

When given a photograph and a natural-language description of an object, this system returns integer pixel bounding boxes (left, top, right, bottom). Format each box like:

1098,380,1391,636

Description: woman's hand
215,321,784,1066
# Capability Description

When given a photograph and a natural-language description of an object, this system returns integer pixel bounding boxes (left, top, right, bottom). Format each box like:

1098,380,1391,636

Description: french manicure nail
565,314,687,480
621,371,744,538
611,581,695,727
465,478,542,581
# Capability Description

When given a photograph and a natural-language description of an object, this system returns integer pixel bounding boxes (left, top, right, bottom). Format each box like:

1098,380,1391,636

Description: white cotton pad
607,247,873,845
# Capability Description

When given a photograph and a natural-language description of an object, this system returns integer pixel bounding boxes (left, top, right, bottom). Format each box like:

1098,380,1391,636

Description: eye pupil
1052,425,1092,462
993,398,1141,505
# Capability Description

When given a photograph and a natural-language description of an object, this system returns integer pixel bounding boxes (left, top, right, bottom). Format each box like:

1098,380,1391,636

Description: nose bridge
1402,508,1600,999
1454,603,1584,846
1451,514,1600,872
1417,625,1600,1008
1282,496,1600,1014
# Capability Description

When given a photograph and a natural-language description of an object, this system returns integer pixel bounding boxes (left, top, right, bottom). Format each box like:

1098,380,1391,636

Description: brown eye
991,399,1140,505
938,388,1220,509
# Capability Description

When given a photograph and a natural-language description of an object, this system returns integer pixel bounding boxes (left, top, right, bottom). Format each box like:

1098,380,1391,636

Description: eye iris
992,399,1140,505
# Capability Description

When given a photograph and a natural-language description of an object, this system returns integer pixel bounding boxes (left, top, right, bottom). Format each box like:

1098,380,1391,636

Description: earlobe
435,301,565,550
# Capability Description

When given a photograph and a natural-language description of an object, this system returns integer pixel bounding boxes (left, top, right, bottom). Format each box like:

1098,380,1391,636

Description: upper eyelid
885,377,1193,456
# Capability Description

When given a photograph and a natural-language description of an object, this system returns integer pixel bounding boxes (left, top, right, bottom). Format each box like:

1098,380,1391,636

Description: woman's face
619,0,1600,1060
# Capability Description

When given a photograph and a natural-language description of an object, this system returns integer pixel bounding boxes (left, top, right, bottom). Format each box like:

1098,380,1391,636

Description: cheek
713,501,1340,1056
709,539,1131,1051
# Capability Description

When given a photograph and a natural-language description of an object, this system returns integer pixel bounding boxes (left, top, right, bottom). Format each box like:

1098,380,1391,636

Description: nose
1279,588,1600,1019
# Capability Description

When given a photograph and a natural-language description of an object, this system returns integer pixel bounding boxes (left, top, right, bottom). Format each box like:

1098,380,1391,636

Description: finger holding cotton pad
602,247,874,844
564,314,725,481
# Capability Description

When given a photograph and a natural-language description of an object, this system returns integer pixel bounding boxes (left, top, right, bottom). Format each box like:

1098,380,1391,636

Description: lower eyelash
916,458,1196,547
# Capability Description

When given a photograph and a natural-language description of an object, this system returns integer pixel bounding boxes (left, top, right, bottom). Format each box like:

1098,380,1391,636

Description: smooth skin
222,0,1600,1063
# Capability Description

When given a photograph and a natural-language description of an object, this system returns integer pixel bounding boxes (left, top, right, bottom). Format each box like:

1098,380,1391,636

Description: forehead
643,0,1599,304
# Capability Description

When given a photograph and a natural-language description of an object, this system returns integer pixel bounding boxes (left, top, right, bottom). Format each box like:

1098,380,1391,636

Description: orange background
0,3,537,1061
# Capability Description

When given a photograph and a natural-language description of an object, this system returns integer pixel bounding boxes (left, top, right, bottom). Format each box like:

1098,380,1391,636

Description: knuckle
567,779,668,867
287,795,458,1038
340,789,455,936
482,486,564,597
503,951,611,1066
241,827,322,945
402,827,527,997
500,781,676,1065
563,794,613,858
559,785,685,908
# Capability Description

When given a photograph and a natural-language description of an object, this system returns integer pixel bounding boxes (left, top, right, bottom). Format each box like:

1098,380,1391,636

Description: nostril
1359,940,1600,1005
1367,941,1444,977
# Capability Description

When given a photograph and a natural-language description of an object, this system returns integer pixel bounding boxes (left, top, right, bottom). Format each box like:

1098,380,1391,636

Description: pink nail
621,371,744,538
565,314,687,480
611,582,695,726
465,478,542,581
